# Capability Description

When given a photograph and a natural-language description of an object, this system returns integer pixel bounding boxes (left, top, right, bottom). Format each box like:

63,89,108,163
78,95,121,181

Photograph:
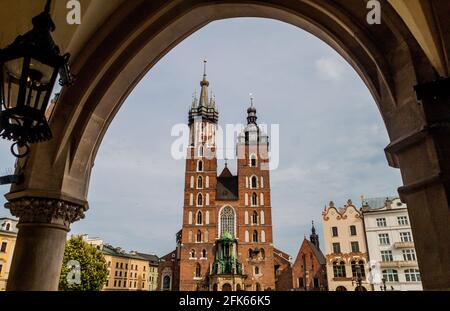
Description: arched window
253,230,258,242
261,248,266,259
261,230,266,242
190,249,196,258
205,176,209,188
244,211,249,224
260,176,264,188
251,176,258,188
202,249,207,258
196,230,202,243
189,193,193,206
248,249,253,258
195,263,201,278
250,154,257,167
197,193,203,206
197,211,203,225
260,193,264,206
350,260,366,277
197,176,203,188
198,145,204,157
245,230,249,242
206,193,210,206
245,193,249,206
255,266,260,275
260,210,265,224
188,211,193,224
5,223,10,231
219,206,235,237
163,275,171,290
333,261,346,278
204,230,209,242
197,160,203,172
190,176,194,188
205,211,210,224
252,193,258,206
252,211,258,224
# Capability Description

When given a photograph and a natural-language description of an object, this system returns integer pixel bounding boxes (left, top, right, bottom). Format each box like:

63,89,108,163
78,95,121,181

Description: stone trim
4,197,88,227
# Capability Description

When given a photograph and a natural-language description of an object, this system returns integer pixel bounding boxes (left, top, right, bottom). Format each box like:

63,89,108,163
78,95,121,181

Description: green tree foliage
59,236,108,291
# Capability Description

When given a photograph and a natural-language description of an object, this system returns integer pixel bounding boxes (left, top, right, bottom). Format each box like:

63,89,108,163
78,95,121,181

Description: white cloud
315,56,346,81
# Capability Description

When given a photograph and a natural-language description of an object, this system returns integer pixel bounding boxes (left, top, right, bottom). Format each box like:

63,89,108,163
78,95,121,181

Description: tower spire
309,220,320,250
199,59,210,107
247,93,257,124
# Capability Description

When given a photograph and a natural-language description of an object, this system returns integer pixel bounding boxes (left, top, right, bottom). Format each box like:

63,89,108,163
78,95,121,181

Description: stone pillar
385,78,450,290
4,197,87,291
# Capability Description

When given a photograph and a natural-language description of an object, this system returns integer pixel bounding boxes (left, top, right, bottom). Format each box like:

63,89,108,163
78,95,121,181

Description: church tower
179,63,275,291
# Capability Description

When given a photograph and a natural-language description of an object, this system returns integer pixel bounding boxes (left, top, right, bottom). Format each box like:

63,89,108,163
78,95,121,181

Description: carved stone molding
5,197,88,228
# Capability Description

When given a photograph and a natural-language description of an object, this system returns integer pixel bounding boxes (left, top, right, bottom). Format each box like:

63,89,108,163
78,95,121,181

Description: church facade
178,63,276,291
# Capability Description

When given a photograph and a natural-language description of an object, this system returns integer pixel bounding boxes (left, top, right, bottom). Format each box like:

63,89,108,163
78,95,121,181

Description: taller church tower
179,62,275,291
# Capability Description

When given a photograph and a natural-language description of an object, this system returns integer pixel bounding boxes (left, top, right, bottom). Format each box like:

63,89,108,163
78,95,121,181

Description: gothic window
261,248,266,259
197,211,203,225
260,176,264,188
196,230,202,243
188,211,193,224
252,193,258,206
250,154,257,167
197,176,203,188
195,263,201,278
219,206,235,237
197,193,203,206
252,211,258,224
251,176,258,188
253,230,258,242
202,249,207,258
198,145,204,157
197,160,203,172
261,230,266,243
190,249,195,258
188,230,193,243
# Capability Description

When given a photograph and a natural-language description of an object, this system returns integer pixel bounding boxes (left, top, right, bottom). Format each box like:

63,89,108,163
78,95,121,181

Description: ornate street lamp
0,0,73,158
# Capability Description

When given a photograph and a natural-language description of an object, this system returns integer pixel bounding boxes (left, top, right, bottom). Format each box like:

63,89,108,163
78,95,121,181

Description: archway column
4,197,87,291
386,78,450,290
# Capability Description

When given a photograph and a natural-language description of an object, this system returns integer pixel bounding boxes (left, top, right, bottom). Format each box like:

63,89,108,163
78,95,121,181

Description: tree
59,236,108,291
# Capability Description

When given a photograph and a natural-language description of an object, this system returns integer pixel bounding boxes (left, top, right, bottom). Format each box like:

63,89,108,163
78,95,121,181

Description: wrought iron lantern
0,0,73,158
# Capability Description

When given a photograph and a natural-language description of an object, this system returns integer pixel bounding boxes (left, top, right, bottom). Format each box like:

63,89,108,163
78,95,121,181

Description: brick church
161,62,277,291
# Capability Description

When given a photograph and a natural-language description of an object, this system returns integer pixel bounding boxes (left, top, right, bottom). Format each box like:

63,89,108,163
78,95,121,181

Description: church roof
305,239,326,265
216,167,238,200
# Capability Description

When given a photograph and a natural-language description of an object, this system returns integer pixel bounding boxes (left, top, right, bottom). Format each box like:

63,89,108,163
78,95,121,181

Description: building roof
102,244,148,261
361,196,402,212
216,170,238,200
273,247,291,262
135,252,159,265
305,239,326,265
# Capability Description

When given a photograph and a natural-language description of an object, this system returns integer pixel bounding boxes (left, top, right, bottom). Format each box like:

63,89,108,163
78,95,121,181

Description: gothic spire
310,220,320,250
198,59,210,107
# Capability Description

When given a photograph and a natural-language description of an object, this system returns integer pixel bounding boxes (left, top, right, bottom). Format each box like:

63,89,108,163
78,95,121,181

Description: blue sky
0,18,402,259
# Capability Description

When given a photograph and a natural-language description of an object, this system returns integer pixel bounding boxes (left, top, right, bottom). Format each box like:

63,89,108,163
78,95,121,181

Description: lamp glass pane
4,58,23,109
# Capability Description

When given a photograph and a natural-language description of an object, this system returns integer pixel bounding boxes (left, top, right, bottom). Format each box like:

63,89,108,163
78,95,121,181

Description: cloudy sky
0,18,402,259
